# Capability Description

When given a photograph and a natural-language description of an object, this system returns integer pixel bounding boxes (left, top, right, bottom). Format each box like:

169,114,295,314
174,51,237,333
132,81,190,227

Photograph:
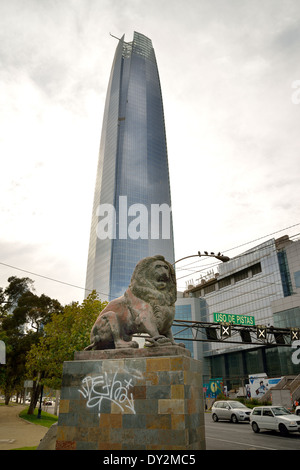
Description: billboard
247,373,281,399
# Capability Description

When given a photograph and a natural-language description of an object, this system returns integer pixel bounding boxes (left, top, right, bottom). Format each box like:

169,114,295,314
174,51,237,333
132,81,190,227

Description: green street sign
214,312,255,326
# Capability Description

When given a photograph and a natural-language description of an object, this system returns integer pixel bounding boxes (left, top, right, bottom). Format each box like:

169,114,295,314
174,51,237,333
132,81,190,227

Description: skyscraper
85,32,175,301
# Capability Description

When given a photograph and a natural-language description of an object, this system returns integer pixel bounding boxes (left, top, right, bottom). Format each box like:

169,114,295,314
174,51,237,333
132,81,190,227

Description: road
38,410,300,450
205,413,300,450
1,401,299,451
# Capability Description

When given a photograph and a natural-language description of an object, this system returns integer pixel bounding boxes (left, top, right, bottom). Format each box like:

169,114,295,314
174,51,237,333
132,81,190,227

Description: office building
176,235,300,386
85,32,175,300
174,296,210,379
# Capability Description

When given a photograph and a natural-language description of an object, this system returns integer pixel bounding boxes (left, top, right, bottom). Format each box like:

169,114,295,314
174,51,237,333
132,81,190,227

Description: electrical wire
175,223,300,272
221,222,300,253
0,222,299,300
176,230,300,281
176,241,276,281
0,260,110,299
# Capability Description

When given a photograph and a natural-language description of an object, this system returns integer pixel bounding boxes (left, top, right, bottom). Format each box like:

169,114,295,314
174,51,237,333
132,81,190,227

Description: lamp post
173,251,230,265
37,371,44,419
37,384,44,419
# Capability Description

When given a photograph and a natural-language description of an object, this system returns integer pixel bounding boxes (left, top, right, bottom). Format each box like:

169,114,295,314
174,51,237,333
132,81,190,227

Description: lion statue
85,255,182,350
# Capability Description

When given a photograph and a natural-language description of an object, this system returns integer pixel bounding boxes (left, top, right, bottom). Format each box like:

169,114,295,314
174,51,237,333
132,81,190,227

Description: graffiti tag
78,370,139,417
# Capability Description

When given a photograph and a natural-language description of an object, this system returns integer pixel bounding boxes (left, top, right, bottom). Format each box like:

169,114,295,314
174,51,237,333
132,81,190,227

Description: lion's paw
116,340,139,349
145,335,173,347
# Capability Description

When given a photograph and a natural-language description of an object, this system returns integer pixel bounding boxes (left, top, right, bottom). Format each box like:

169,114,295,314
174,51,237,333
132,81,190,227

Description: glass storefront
209,346,298,389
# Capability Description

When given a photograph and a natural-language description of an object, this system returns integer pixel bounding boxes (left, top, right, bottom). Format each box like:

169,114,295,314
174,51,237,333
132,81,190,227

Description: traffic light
291,328,300,341
239,328,252,343
220,323,231,338
256,325,267,340
205,327,218,341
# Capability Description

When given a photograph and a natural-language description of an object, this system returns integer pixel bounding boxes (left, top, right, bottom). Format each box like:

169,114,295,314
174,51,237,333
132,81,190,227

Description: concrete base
55,346,206,450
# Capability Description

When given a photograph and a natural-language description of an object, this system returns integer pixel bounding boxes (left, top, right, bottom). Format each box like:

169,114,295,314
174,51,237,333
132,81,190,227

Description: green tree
26,291,106,391
0,287,7,317
4,276,34,311
0,277,62,407
11,291,62,333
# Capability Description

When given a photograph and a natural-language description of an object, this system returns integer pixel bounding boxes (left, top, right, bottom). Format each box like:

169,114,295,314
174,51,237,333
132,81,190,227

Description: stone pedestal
55,346,206,450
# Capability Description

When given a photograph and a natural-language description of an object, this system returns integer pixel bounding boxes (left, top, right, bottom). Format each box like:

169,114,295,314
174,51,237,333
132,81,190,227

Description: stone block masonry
55,346,206,450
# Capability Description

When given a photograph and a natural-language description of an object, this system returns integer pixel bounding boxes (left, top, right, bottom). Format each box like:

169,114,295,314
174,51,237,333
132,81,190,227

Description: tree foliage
4,276,35,309
26,291,107,390
0,277,63,405
0,276,107,409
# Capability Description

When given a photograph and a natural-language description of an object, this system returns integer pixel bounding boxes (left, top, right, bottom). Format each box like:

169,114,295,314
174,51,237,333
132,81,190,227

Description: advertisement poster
248,373,281,398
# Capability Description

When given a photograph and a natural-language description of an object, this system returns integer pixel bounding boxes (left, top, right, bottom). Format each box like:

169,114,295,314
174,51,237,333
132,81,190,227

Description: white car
250,406,300,435
211,400,251,423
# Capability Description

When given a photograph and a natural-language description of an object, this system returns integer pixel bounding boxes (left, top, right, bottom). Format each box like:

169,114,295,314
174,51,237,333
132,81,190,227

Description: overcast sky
1,0,300,304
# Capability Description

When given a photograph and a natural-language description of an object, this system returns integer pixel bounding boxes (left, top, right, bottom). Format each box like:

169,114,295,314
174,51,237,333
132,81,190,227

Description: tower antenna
109,32,130,44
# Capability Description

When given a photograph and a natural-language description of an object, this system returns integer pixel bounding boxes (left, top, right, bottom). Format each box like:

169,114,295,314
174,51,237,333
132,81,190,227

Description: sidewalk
0,404,48,450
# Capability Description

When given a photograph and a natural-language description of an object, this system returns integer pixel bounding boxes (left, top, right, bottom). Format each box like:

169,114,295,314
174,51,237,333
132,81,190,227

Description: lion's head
129,255,177,307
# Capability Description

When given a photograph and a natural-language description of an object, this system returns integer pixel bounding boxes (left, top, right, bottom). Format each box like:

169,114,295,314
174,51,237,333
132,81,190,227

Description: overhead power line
0,223,299,300
176,225,300,281
0,261,110,299
222,222,300,254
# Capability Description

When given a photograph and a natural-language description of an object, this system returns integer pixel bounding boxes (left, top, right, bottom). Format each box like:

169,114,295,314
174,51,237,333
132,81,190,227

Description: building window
234,268,249,283
219,277,231,289
173,304,193,356
175,304,192,321
251,263,262,276
294,271,300,288
277,251,292,297
204,284,216,295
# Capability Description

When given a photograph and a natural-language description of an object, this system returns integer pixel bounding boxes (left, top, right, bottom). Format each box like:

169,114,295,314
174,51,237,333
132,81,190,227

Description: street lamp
37,370,44,419
173,251,230,265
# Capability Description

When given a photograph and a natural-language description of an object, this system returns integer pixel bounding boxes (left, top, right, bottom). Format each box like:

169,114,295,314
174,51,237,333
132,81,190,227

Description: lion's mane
129,254,177,309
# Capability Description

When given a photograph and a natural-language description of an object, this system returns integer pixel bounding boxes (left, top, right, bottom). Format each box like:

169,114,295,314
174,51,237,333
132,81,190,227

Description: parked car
250,406,300,435
43,400,53,406
211,400,251,423
295,405,300,416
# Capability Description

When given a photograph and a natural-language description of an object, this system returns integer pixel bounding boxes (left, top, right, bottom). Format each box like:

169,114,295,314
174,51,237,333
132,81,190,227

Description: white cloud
0,0,300,301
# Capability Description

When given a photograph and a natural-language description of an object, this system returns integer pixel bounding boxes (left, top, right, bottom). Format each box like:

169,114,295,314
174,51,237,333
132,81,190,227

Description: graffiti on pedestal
78,368,142,417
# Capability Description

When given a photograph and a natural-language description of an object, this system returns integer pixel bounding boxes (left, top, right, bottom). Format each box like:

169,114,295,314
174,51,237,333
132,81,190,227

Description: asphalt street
205,413,300,450
0,404,299,450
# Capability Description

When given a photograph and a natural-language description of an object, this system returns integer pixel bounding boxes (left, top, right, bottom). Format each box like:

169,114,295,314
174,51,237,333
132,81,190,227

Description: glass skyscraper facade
85,32,175,301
